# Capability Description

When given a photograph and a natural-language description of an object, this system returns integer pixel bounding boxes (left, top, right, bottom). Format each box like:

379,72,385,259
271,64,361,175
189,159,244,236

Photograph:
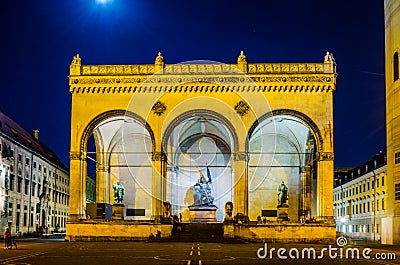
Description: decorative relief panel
152,101,167,116
235,101,250,116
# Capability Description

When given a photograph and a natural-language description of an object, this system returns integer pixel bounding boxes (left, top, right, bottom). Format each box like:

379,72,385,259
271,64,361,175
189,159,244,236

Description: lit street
1,239,399,265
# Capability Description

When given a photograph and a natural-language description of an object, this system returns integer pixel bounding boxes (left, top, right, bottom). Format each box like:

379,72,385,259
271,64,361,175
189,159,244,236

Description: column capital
233,152,248,161
70,151,86,161
317,152,334,161
152,152,166,161
96,164,109,172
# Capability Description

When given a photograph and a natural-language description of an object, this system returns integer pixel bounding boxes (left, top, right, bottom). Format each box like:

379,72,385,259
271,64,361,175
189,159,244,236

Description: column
151,151,165,222
316,152,334,222
233,152,248,217
68,151,87,221
96,163,109,203
300,165,312,218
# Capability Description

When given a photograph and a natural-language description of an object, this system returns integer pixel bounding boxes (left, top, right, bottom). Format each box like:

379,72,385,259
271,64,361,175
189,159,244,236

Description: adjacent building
0,111,69,236
384,0,400,245
334,152,387,240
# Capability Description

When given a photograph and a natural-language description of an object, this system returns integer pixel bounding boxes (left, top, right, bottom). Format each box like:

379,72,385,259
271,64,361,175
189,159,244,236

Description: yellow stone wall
65,221,172,241
224,224,336,244
67,52,336,239
384,0,400,245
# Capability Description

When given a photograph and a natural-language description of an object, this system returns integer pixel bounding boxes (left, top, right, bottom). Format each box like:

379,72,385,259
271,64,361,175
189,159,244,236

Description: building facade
67,51,336,242
0,112,69,236
384,0,400,245
334,153,387,240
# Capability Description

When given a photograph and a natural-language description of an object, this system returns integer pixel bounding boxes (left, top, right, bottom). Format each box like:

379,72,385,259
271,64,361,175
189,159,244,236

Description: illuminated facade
67,51,336,242
384,0,400,245
0,112,69,235
334,153,387,240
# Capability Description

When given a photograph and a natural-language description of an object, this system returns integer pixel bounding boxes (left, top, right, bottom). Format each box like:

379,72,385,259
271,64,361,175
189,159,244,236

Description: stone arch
162,109,239,153
246,109,324,221
246,108,324,152
79,109,155,154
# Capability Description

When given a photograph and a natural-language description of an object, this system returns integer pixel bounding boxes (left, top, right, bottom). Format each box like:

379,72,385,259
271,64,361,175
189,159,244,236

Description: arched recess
78,110,156,219
247,109,324,152
162,110,238,222
246,109,324,221
80,110,155,153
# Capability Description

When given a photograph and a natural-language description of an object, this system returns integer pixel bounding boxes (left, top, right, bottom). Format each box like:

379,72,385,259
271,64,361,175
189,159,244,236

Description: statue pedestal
277,205,289,221
112,204,125,220
189,206,217,222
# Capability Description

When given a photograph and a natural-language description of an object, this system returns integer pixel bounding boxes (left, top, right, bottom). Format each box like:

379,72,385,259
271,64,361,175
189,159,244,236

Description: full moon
96,0,112,4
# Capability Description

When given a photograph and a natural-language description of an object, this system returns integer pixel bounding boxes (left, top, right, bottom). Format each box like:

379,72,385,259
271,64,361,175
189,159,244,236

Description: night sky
0,0,385,168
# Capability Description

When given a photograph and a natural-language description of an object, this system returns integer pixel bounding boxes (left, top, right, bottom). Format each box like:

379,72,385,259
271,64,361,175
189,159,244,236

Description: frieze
70,74,334,87
79,62,327,77
317,152,334,161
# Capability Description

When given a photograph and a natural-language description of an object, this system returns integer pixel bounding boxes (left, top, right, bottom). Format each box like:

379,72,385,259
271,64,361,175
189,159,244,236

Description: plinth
112,204,125,220
277,205,289,221
189,206,217,222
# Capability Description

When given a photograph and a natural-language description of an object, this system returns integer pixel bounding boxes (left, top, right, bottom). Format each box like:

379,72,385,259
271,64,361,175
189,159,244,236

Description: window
367,181,370,191
17,177,22,193
18,154,22,162
33,162,36,169
395,152,400,164
394,51,399,82
39,164,41,171
24,180,29,195
368,201,370,212
396,183,400,200
25,158,30,165
382,198,385,210
376,178,379,188
9,175,14,191
382,176,385,186
377,199,380,211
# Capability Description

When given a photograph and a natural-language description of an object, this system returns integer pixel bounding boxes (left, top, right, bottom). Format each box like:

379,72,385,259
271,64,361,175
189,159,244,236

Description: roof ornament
155,52,164,64
237,50,247,63
72,54,81,65
324,51,335,63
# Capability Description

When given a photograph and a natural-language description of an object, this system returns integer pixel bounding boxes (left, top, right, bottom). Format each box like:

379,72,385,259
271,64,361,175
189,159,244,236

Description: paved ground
0,239,399,265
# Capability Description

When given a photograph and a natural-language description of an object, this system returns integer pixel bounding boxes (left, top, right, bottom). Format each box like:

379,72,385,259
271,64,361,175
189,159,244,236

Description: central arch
162,110,238,221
